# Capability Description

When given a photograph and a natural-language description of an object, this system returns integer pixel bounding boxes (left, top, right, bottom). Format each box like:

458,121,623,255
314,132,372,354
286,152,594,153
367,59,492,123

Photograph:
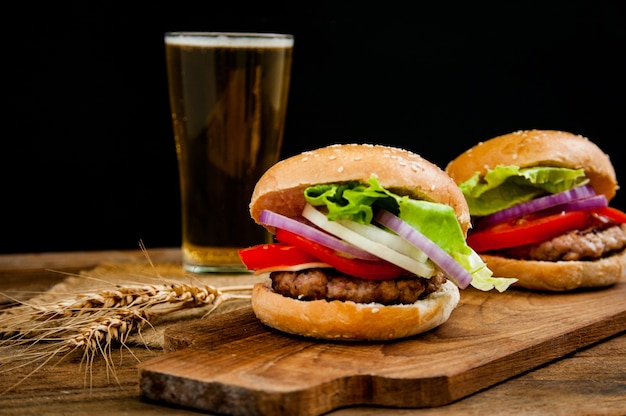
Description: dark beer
165,32,293,272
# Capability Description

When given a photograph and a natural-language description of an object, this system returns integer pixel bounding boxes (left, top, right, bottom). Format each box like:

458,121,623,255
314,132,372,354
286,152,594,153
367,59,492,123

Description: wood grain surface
139,281,626,415
1,249,625,416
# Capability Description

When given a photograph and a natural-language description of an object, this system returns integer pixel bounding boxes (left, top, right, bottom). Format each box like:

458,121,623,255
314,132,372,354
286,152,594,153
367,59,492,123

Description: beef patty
270,269,447,305
499,223,626,261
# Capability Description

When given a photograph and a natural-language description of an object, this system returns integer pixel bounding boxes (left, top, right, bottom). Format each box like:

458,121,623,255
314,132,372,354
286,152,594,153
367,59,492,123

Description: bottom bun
482,249,626,291
250,280,460,341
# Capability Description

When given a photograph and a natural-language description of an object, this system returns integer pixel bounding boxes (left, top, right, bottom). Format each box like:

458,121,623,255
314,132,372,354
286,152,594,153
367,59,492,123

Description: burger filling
269,269,447,305
456,164,626,263
497,223,626,261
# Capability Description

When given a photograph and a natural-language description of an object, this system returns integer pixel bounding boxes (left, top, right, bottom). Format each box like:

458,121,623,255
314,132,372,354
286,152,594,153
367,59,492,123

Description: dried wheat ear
0,275,254,395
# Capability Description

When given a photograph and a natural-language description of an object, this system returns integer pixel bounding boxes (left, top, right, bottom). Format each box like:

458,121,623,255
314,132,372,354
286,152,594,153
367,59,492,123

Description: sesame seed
337,166,344,173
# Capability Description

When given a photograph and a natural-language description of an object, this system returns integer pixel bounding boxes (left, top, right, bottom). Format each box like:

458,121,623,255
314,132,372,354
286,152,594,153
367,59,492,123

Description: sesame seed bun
479,250,626,291
445,129,618,202
251,143,471,235
251,280,460,341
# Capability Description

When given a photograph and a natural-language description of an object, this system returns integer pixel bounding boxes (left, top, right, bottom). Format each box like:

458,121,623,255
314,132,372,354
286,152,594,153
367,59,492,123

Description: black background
4,1,625,254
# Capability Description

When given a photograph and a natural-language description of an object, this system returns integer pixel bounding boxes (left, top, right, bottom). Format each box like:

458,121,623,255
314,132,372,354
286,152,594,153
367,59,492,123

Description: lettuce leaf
458,165,588,216
305,176,515,291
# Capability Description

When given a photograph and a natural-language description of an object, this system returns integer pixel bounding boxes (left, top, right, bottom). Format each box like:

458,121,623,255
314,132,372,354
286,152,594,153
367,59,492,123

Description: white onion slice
259,210,379,260
478,184,596,228
302,204,435,277
336,219,429,263
375,210,473,289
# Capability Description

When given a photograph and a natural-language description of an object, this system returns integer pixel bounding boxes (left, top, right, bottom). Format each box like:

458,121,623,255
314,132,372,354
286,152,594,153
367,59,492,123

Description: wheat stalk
0,249,255,395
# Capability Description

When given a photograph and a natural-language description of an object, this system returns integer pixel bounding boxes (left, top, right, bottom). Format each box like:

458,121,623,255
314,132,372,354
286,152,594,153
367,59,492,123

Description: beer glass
164,32,294,273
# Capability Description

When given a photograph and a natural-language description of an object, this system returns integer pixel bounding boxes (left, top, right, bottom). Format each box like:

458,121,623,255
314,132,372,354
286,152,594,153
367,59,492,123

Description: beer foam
165,32,293,48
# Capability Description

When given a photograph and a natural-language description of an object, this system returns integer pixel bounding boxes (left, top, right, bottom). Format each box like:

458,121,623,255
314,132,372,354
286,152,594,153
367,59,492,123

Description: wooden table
0,248,624,415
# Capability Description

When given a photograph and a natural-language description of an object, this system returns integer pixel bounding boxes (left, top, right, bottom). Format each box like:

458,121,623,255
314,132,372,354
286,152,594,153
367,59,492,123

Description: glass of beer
164,32,294,273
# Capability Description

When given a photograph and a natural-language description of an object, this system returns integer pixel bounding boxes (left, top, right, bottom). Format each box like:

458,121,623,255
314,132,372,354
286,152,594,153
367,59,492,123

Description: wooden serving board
139,281,626,415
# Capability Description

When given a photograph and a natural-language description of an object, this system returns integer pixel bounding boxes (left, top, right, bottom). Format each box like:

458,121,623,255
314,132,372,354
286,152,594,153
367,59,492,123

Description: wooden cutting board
139,281,626,415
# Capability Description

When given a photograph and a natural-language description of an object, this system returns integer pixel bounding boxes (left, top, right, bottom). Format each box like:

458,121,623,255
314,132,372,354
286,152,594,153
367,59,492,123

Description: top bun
445,130,618,202
250,143,471,235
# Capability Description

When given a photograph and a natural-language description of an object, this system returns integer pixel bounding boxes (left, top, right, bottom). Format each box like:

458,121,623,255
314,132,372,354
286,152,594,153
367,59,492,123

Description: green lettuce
304,176,516,291
458,165,588,216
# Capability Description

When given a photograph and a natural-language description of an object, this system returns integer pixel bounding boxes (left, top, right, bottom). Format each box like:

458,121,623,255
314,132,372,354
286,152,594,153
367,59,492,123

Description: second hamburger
446,129,626,291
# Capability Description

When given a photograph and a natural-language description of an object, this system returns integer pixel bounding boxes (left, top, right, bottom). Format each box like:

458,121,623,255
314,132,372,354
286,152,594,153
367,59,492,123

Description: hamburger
238,143,516,341
445,129,626,291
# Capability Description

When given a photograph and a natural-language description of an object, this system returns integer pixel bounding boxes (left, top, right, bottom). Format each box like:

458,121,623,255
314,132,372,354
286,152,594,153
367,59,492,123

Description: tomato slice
593,206,626,223
238,243,322,271
468,211,591,252
468,206,626,252
275,228,406,280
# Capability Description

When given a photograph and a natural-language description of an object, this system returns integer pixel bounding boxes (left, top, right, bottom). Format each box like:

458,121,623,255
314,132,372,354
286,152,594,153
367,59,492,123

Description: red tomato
594,206,626,223
238,243,322,271
468,206,626,252
275,228,406,280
